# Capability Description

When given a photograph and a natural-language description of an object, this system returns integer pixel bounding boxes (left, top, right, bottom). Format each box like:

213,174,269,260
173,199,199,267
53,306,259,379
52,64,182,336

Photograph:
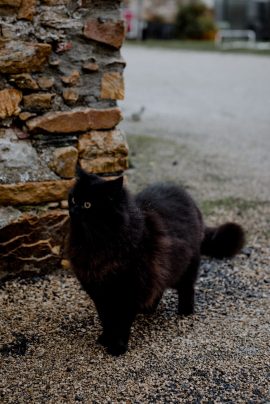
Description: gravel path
1,46,270,402
0,202,269,403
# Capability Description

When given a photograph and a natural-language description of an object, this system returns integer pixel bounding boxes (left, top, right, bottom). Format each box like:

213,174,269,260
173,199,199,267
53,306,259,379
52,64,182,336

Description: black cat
67,168,245,356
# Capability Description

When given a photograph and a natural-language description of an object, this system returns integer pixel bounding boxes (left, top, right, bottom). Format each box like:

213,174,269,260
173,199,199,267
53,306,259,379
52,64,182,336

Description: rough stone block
18,0,36,20
0,41,51,74
23,93,54,110
9,73,39,90
19,112,36,121
0,128,57,184
37,76,55,90
84,18,125,49
0,88,22,119
49,146,78,178
82,62,99,72
62,88,79,104
0,0,21,6
0,179,74,206
61,70,80,86
78,129,128,159
101,71,125,100
0,208,69,280
78,130,128,174
26,107,123,133
80,156,128,174
0,128,38,168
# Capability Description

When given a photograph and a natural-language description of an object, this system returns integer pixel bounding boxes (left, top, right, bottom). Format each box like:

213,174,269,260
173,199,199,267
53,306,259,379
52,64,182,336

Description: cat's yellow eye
84,201,91,209
72,197,75,204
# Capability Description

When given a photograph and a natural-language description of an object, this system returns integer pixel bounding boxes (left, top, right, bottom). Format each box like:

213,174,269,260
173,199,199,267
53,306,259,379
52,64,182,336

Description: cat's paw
178,305,194,317
107,340,128,356
98,334,128,356
97,333,109,347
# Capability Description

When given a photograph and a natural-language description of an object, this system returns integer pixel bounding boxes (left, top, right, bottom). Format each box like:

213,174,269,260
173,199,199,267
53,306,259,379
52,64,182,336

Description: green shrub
175,1,217,40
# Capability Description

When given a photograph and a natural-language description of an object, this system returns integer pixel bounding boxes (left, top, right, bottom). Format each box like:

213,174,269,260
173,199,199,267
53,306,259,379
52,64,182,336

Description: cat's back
135,182,203,240
136,182,195,213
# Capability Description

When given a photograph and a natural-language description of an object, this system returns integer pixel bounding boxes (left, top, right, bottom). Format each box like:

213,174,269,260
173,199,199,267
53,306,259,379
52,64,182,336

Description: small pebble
60,200,68,209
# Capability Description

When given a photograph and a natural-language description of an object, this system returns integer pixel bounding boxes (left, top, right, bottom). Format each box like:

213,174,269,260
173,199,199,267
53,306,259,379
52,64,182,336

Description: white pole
137,0,143,40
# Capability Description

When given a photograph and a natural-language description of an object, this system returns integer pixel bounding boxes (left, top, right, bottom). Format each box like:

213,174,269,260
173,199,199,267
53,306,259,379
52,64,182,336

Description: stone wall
0,0,128,280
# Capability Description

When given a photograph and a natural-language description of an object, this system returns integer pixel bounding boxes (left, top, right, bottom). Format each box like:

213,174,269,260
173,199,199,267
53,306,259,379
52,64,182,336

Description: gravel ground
1,47,270,402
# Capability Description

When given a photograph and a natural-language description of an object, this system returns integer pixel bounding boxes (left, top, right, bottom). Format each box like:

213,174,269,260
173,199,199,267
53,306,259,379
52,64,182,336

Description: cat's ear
75,165,88,179
104,176,124,196
75,165,101,185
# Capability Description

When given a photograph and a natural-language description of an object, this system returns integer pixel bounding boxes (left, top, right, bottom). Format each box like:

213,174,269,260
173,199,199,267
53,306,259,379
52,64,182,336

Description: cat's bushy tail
201,223,245,259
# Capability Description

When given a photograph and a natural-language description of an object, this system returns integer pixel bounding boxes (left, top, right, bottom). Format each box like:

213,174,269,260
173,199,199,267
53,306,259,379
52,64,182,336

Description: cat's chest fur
70,215,188,312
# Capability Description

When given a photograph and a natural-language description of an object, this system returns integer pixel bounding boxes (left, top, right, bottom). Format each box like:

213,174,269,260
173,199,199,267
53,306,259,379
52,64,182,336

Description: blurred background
119,0,270,205
122,0,270,42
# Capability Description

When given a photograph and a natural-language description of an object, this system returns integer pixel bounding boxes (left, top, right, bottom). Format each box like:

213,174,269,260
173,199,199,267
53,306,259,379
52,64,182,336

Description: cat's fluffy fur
67,169,245,356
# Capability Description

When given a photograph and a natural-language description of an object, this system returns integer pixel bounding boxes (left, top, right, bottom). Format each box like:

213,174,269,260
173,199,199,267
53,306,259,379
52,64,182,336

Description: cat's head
68,167,125,226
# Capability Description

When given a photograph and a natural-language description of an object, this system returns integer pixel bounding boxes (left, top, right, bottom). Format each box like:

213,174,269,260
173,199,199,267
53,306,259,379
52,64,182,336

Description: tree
175,1,217,40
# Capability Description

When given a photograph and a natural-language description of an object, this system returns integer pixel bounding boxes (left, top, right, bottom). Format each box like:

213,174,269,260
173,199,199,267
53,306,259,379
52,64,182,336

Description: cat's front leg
95,299,136,356
97,328,128,356
100,316,136,356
